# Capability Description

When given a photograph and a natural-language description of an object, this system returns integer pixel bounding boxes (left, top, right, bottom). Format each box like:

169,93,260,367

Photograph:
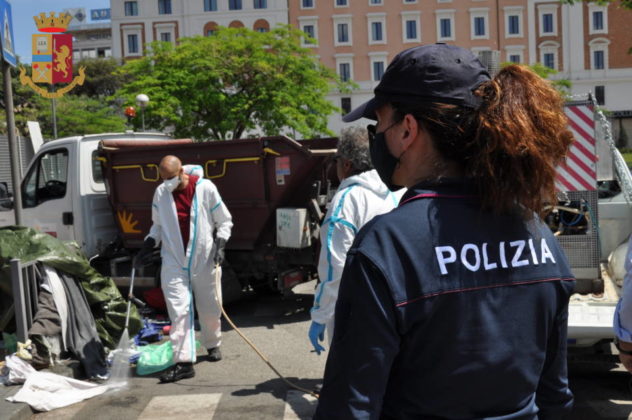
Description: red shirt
173,175,198,251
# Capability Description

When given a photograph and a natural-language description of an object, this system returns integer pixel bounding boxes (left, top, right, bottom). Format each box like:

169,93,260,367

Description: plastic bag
135,341,174,376
135,340,201,376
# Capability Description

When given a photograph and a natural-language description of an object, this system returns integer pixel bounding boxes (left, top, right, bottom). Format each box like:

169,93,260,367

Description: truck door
21,147,75,240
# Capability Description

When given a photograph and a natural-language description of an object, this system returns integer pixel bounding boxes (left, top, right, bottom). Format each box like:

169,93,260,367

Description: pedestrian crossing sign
0,0,16,68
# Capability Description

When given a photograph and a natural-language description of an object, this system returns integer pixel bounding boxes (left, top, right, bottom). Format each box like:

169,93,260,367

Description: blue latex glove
309,321,326,355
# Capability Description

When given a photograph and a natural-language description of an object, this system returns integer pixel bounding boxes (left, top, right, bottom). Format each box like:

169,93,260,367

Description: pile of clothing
0,226,143,378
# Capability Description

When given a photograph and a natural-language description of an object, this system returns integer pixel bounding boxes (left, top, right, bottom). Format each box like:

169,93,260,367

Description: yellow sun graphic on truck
117,210,141,234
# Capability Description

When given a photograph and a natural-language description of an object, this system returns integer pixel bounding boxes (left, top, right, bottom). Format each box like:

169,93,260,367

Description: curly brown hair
392,64,574,218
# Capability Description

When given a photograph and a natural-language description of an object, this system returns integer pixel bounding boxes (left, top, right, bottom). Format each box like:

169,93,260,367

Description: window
303,25,315,39
504,7,523,38
509,54,520,63
594,86,605,105
337,23,349,43
127,34,139,54
333,16,352,46
538,5,558,36
373,61,385,81
22,149,69,208
402,12,421,42
204,0,217,11
205,21,218,35
440,18,451,38
302,0,314,8
404,0,417,2
371,22,383,41
436,10,456,40
336,0,348,6
91,151,104,183
542,13,553,34
229,0,242,10
593,50,604,70
160,32,171,42
254,19,270,32
589,39,609,70
543,52,554,69
158,0,172,14
474,16,485,36
589,5,608,34
124,1,138,16
593,11,603,31
339,62,351,81
370,0,383,4
508,16,519,34
254,0,267,9
406,20,417,40
300,19,318,46
341,97,352,115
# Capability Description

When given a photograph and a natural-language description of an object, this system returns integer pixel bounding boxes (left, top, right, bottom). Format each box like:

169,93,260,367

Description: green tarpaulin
0,226,142,350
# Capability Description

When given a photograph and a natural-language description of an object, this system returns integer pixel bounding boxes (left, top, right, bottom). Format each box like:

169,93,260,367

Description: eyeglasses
367,121,400,142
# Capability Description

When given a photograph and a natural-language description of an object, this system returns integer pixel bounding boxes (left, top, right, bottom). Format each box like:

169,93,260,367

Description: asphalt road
25,280,632,420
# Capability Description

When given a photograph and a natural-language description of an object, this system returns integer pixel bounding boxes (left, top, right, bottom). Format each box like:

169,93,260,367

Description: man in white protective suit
136,155,233,383
308,127,403,355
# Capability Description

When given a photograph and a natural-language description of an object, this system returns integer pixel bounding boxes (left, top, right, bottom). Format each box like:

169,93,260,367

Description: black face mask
368,124,403,191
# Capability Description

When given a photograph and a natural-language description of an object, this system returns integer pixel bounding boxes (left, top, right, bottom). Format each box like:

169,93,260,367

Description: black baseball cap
343,43,491,122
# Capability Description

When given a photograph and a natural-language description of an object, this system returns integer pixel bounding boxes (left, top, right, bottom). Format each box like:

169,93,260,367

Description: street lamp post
135,94,149,131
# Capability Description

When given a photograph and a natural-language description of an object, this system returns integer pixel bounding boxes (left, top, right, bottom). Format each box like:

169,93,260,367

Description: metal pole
141,108,145,131
3,60,22,225
52,94,58,139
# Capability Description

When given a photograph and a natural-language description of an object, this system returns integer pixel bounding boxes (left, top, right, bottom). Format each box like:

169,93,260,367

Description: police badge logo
18,12,86,98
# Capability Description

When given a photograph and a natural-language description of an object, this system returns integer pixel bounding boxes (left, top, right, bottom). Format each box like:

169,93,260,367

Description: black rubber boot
159,362,195,383
207,347,222,362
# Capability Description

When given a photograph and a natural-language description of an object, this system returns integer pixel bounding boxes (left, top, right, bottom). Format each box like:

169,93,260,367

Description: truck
4,132,338,303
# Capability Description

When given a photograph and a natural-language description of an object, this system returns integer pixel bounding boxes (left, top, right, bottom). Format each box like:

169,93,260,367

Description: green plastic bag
136,340,201,376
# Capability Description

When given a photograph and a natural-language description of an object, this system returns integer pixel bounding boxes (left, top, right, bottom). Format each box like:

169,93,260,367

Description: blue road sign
0,0,16,67
91,8,111,21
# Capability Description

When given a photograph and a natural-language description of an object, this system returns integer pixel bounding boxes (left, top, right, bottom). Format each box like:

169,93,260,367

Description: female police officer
314,44,576,419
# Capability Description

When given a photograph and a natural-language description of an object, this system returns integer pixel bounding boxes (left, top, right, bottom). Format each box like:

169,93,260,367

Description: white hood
339,169,394,200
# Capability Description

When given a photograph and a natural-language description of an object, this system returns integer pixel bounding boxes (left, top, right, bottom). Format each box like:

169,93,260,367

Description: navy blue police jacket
314,179,575,420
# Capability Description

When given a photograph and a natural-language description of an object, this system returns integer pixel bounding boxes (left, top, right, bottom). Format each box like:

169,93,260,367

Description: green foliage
116,25,353,140
0,64,42,136
35,95,126,138
559,0,632,8
70,58,130,97
501,61,572,96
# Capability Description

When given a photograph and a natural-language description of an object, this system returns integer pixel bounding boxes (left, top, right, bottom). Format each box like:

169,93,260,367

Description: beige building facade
110,0,632,140
110,0,288,60
290,0,632,136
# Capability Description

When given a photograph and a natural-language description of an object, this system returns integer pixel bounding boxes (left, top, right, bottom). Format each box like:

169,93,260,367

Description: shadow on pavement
231,376,321,400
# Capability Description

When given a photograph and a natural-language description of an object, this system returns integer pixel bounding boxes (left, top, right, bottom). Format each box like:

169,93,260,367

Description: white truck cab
18,132,170,258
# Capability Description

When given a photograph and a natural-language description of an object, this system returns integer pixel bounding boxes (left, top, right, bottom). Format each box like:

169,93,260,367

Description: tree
501,62,571,96
0,63,42,136
560,0,631,8
69,58,130,97
116,25,353,140
34,95,126,138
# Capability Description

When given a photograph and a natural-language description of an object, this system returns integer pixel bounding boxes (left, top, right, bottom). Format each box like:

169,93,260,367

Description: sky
9,0,110,64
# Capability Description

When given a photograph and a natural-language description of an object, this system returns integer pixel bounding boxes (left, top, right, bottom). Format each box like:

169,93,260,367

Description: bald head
159,155,182,180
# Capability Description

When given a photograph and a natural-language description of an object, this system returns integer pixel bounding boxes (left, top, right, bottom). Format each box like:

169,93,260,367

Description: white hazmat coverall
311,169,403,343
147,169,232,363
